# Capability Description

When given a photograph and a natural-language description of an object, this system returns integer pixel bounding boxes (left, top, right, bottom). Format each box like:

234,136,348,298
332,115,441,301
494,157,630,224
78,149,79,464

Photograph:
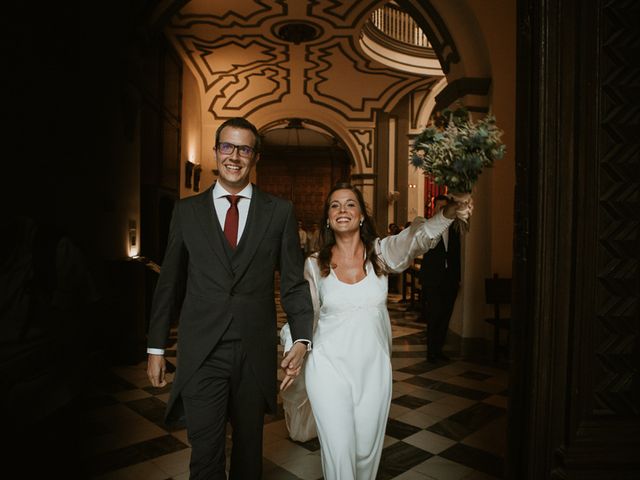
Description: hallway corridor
76,294,508,480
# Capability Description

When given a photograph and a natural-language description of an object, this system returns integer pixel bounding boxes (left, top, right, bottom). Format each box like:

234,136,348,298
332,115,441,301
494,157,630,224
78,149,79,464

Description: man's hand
280,373,297,391
147,354,167,388
279,342,307,391
280,342,307,376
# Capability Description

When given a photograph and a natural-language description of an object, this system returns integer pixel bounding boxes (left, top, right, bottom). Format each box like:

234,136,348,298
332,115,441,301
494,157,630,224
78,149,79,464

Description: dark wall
1,1,152,244
511,0,640,478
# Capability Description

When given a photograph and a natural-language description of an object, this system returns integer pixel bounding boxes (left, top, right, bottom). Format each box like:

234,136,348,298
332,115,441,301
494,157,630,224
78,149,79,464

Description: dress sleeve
377,211,454,273
279,256,320,353
279,255,320,442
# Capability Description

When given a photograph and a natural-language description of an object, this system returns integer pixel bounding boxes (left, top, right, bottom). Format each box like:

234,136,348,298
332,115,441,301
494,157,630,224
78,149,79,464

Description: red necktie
224,195,240,248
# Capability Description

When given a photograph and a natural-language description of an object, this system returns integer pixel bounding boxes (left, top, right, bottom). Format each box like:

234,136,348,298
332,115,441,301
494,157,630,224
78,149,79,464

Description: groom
146,117,313,479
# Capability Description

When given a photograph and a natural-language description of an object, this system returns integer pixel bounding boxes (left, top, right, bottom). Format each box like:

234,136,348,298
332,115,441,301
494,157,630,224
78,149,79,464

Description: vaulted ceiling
163,0,444,168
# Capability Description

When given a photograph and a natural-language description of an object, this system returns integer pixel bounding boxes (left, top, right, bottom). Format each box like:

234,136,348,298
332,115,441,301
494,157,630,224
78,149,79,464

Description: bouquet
409,106,506,230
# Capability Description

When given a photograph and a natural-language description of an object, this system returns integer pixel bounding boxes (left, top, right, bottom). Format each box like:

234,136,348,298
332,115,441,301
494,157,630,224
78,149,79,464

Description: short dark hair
434,194,450,203
215,117,261,152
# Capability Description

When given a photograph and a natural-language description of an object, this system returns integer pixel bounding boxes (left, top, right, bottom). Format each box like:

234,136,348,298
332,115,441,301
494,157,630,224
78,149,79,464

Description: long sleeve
377,210,454,273
280,256,320,353
147,202,188,350
278,203,314,345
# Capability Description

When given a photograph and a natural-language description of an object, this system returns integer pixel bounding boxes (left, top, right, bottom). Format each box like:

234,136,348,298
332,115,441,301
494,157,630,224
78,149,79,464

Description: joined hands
280,341,307,391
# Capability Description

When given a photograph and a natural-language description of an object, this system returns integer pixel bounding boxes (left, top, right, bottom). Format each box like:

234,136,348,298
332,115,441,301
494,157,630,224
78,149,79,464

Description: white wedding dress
280,212,453,480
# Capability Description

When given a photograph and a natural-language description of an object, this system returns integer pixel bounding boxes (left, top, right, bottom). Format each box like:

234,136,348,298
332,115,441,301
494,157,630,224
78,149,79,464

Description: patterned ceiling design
166,0,443,123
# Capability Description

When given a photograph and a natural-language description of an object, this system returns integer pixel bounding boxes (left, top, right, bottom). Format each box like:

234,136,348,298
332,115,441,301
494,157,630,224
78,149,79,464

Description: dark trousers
181,339,266,480
422,282,459,356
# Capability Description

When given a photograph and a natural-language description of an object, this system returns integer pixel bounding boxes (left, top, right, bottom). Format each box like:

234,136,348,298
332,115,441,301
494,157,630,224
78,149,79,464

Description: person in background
146,117,314,479
306,221,321,254
419,194,461,363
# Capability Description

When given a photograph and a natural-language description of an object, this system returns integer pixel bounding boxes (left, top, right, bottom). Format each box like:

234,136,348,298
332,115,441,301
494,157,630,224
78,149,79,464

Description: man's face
214,126,259,193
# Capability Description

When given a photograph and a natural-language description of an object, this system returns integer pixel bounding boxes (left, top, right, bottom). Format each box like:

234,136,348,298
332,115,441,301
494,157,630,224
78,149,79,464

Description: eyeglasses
216,142,256,158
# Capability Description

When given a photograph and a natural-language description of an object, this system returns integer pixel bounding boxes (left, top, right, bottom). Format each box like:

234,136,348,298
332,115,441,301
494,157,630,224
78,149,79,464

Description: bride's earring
359,219,363,227
326,220,330,229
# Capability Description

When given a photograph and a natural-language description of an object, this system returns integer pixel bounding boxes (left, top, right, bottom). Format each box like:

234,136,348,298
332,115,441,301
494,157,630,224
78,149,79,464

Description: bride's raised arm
376,210,453,273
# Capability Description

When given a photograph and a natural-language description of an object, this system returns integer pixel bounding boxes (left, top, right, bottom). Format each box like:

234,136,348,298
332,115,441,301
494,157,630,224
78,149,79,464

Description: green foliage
409,106,506,193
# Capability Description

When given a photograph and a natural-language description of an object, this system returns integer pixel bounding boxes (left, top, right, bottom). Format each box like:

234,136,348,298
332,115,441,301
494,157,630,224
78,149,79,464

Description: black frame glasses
216,142,256,158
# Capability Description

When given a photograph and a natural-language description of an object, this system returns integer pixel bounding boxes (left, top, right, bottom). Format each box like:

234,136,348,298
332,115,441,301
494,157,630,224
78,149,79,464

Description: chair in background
484,274,512,361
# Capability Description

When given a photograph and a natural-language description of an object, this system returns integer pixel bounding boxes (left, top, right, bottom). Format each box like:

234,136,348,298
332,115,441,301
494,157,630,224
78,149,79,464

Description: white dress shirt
212,182,253,241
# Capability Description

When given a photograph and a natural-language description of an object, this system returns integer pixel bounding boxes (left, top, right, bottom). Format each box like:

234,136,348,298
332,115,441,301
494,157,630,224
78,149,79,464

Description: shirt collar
213,182,253,200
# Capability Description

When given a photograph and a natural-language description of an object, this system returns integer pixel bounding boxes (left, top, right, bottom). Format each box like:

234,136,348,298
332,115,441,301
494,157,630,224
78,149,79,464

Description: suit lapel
193,185,233,275
231,186,275,283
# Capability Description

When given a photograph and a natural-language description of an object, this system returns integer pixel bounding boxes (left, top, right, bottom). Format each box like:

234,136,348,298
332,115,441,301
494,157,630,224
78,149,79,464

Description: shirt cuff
293,339,312,352
147,348,165,355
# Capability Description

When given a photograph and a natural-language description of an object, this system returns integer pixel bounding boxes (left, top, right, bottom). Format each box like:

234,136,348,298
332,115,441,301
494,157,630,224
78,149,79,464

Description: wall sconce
185,161,194,188
387,191,400,204
128,219,139,258
408,184,417,189
193,164,202,192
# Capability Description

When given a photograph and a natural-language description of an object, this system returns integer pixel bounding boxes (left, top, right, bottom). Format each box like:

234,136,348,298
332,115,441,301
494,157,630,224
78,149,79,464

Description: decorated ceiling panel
166,0,444,124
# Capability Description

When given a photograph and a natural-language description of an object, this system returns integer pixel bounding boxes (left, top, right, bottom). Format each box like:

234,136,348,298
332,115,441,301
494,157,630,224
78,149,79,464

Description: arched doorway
257,121,351,226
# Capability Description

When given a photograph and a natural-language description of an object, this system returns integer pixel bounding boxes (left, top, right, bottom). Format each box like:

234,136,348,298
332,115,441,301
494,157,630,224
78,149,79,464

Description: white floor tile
403,430,456,454
414,455,473,480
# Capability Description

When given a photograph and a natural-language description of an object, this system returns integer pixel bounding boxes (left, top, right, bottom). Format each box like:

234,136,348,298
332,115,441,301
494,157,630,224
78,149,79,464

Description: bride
280,183,472,479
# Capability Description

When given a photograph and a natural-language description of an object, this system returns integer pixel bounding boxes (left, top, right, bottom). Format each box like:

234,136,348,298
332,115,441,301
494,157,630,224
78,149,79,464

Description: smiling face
326,189,365,234
214,126,260,193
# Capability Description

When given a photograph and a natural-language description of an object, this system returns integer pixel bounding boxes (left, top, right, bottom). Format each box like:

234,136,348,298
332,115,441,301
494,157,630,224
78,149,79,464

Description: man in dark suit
146,117,314,479
419,194,461,363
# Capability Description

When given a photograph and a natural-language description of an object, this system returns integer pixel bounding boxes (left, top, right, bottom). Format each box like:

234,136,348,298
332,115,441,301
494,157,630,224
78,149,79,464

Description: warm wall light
408,183,417,188
128,219,139,257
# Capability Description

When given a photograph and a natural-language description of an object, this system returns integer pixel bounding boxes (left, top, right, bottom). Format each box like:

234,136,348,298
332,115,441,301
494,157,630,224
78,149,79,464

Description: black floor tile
376,441,433,480
459,370,493,381
142,383,173,395
87,434,188,476
126,396,182,431
439,443,504,477
447,402,506,431
263,458,303,479
408,379,491,401
392,394,432,409
426,418,474,441
291,436,321,452
384,418,421,439
403,375,439,389
398,361,442,375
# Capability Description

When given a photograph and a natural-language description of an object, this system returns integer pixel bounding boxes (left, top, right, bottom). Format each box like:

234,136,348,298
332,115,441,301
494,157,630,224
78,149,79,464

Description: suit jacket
147,184,314,424
419,225,461,287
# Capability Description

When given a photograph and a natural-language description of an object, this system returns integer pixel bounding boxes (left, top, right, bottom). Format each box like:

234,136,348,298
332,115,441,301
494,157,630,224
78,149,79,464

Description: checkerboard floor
74,295,508,479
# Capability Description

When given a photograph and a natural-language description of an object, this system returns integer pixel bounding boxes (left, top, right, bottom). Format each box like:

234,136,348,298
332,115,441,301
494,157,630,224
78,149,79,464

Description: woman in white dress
280,183,472,479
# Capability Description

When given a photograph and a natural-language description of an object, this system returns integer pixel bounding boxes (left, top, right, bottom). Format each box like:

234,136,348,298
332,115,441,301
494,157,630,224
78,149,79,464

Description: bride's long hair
317,182,384,277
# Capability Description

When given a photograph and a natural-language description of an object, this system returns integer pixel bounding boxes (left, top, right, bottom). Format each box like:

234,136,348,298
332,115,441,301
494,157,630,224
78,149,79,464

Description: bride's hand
280,373,296,391
444,194,473,222
456,196,473,222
